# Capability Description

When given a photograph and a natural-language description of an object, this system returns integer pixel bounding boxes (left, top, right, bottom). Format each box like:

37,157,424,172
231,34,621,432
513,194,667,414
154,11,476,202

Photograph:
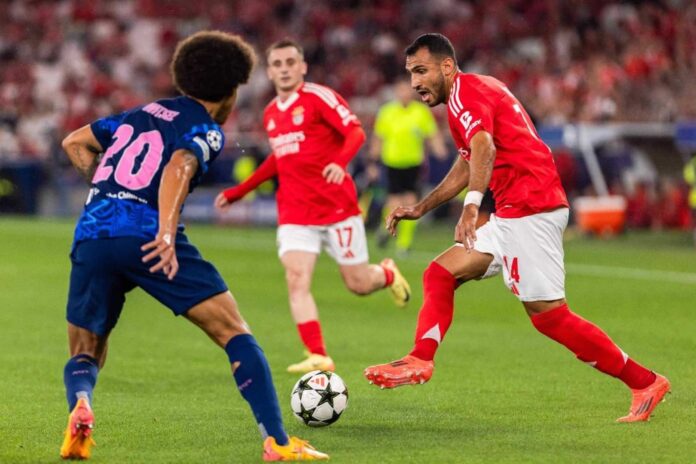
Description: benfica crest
292,106,305,125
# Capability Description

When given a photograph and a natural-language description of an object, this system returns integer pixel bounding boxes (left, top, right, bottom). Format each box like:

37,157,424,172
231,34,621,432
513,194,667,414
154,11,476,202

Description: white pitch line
199,234,696,286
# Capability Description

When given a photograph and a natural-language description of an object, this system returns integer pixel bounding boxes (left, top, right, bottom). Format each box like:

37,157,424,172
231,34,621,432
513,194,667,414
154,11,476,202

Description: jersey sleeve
90,112,128,151
452,85,496,146
174,124,225,185
305,85,361,136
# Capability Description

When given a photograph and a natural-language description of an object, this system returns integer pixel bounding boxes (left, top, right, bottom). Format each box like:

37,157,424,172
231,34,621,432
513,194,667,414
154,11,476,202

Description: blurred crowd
0,0,694,231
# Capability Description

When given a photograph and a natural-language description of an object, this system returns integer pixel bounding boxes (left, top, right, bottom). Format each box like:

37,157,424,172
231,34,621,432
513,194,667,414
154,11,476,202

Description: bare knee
186,292,250,348
285,266,312,299
523,298,566,317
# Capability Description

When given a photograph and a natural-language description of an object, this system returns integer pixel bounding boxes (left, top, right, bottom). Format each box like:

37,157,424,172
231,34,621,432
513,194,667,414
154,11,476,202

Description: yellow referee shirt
374,100,437,169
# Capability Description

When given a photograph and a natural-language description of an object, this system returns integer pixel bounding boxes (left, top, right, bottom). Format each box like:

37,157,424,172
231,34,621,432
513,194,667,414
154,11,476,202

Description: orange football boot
60,398,96,460
617,374,671,423
263,436,329,461
364,355,434,389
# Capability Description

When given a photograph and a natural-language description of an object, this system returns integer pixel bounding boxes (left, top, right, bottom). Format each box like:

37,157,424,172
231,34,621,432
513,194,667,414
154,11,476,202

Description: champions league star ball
291,370,348,427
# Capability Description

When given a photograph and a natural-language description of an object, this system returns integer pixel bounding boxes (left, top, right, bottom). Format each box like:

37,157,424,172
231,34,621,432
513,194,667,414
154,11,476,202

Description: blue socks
225,334,289,446
63,354,99,411
63,338,289,447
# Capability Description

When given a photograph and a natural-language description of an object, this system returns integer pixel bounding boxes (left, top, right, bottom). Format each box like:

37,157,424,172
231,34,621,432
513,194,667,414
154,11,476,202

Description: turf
1,217,694,463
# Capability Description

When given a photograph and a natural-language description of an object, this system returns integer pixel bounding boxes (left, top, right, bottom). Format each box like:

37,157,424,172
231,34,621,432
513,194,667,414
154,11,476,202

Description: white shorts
276,215,369,266
473,208,569,302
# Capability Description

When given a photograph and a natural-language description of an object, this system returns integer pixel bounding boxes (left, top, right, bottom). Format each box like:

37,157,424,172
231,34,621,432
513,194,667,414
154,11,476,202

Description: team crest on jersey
206,130,222,151
292,106,304,125
267,119,276,131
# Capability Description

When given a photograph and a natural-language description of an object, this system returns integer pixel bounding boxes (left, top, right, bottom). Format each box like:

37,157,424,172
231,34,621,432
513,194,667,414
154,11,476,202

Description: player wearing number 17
59,31,326,461
364,33,670,423
216,39,410,374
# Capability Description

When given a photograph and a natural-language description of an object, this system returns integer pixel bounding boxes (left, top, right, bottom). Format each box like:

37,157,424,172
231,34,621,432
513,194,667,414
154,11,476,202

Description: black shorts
386,166,420,194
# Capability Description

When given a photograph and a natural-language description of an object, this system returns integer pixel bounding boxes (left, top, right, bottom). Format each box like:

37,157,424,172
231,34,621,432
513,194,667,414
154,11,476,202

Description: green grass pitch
1,217,695,463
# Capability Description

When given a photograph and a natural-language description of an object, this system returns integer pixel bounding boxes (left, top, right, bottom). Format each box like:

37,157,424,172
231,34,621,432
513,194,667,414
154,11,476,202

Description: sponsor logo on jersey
86,187,99,205
106,191,148,204
269,131,306,157
457,147,470,160
292,106,305,125
464,119,482,139
266,119,276,131
206,130,223,151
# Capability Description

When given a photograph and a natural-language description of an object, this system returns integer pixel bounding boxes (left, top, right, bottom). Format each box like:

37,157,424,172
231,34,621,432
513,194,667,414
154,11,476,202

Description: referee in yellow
370,79,447,255
685,154,696,247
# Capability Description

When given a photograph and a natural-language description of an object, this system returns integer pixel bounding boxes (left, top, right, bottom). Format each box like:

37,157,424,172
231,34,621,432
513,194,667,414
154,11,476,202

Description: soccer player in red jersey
364,33,670,423
216,39,410,373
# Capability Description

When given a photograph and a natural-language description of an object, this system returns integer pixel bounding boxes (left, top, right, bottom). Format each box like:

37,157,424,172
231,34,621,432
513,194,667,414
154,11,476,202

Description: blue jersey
73,96,224,245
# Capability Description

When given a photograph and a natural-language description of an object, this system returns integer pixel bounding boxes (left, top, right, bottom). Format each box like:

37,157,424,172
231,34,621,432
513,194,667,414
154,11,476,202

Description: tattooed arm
61,125,104,183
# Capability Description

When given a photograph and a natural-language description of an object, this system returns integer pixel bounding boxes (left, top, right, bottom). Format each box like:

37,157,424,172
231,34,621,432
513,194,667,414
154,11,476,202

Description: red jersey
263,82,362,225
447,72,568,218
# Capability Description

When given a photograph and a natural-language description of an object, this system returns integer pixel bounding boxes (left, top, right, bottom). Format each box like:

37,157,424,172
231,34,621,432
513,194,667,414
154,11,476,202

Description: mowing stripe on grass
565,263,696,285
200,236,696,286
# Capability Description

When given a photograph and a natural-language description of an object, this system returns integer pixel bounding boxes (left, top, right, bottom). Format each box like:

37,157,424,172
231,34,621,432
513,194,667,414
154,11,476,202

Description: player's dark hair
405,33,457,62
266,38,304,59
171,31,256,102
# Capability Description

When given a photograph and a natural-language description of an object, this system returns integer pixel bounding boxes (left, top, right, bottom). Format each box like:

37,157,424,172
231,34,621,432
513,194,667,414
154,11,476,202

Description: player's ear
300,59,308,77
440,57,456,77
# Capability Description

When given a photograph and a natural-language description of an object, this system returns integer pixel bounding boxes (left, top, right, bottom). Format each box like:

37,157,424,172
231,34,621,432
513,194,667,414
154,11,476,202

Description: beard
430,73,446,106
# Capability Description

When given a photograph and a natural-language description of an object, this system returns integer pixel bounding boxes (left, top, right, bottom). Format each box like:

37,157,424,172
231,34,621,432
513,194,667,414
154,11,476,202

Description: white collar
275,91,300,112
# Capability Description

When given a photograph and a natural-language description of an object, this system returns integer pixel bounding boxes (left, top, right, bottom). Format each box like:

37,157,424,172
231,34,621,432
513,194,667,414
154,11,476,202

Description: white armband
463,190,484,207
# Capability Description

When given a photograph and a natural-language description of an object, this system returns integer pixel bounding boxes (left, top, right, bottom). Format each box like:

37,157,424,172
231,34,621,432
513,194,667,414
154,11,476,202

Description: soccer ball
290,370,348,427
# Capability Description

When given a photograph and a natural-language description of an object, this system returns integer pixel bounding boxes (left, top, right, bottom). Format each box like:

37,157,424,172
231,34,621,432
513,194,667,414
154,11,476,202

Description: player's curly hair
171,31,256,102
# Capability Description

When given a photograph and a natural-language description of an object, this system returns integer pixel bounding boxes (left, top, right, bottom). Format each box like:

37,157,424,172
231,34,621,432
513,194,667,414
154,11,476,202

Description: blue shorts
66,234,228,336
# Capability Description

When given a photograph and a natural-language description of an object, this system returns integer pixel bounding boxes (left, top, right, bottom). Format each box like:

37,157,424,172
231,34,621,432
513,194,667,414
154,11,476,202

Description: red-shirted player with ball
364,33,670,423
216,39,410,374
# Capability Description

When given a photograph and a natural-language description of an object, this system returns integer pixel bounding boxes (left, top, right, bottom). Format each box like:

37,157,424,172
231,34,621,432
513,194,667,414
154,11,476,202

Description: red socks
409,262,458,361
381,265,394,288
618,358,657,390
531,304,656,389
297,320,327,356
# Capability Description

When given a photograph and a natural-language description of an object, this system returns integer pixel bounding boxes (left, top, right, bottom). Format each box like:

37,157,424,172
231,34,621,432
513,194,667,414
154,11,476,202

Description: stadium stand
0,0,693,227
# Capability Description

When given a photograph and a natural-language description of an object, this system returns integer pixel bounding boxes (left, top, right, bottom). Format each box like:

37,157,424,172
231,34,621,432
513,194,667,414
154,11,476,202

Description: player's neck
444,69,460,101
190,97,221,121
276,82,303,102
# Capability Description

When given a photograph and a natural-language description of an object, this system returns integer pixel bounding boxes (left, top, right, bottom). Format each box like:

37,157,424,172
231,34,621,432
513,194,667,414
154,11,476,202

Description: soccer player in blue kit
59,31,328,461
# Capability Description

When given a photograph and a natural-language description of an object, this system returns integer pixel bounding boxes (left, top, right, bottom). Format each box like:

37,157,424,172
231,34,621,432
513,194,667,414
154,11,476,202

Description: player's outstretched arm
61,125,104,183
455,130,496,249
214,154,278,210
323,126,366,184
386,155,469,236
142,149,198,280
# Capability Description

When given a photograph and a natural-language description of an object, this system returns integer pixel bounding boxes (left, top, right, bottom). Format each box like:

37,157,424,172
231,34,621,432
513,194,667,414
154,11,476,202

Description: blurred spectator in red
653,177,690,230
625,181,655,229
553,149,578,198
